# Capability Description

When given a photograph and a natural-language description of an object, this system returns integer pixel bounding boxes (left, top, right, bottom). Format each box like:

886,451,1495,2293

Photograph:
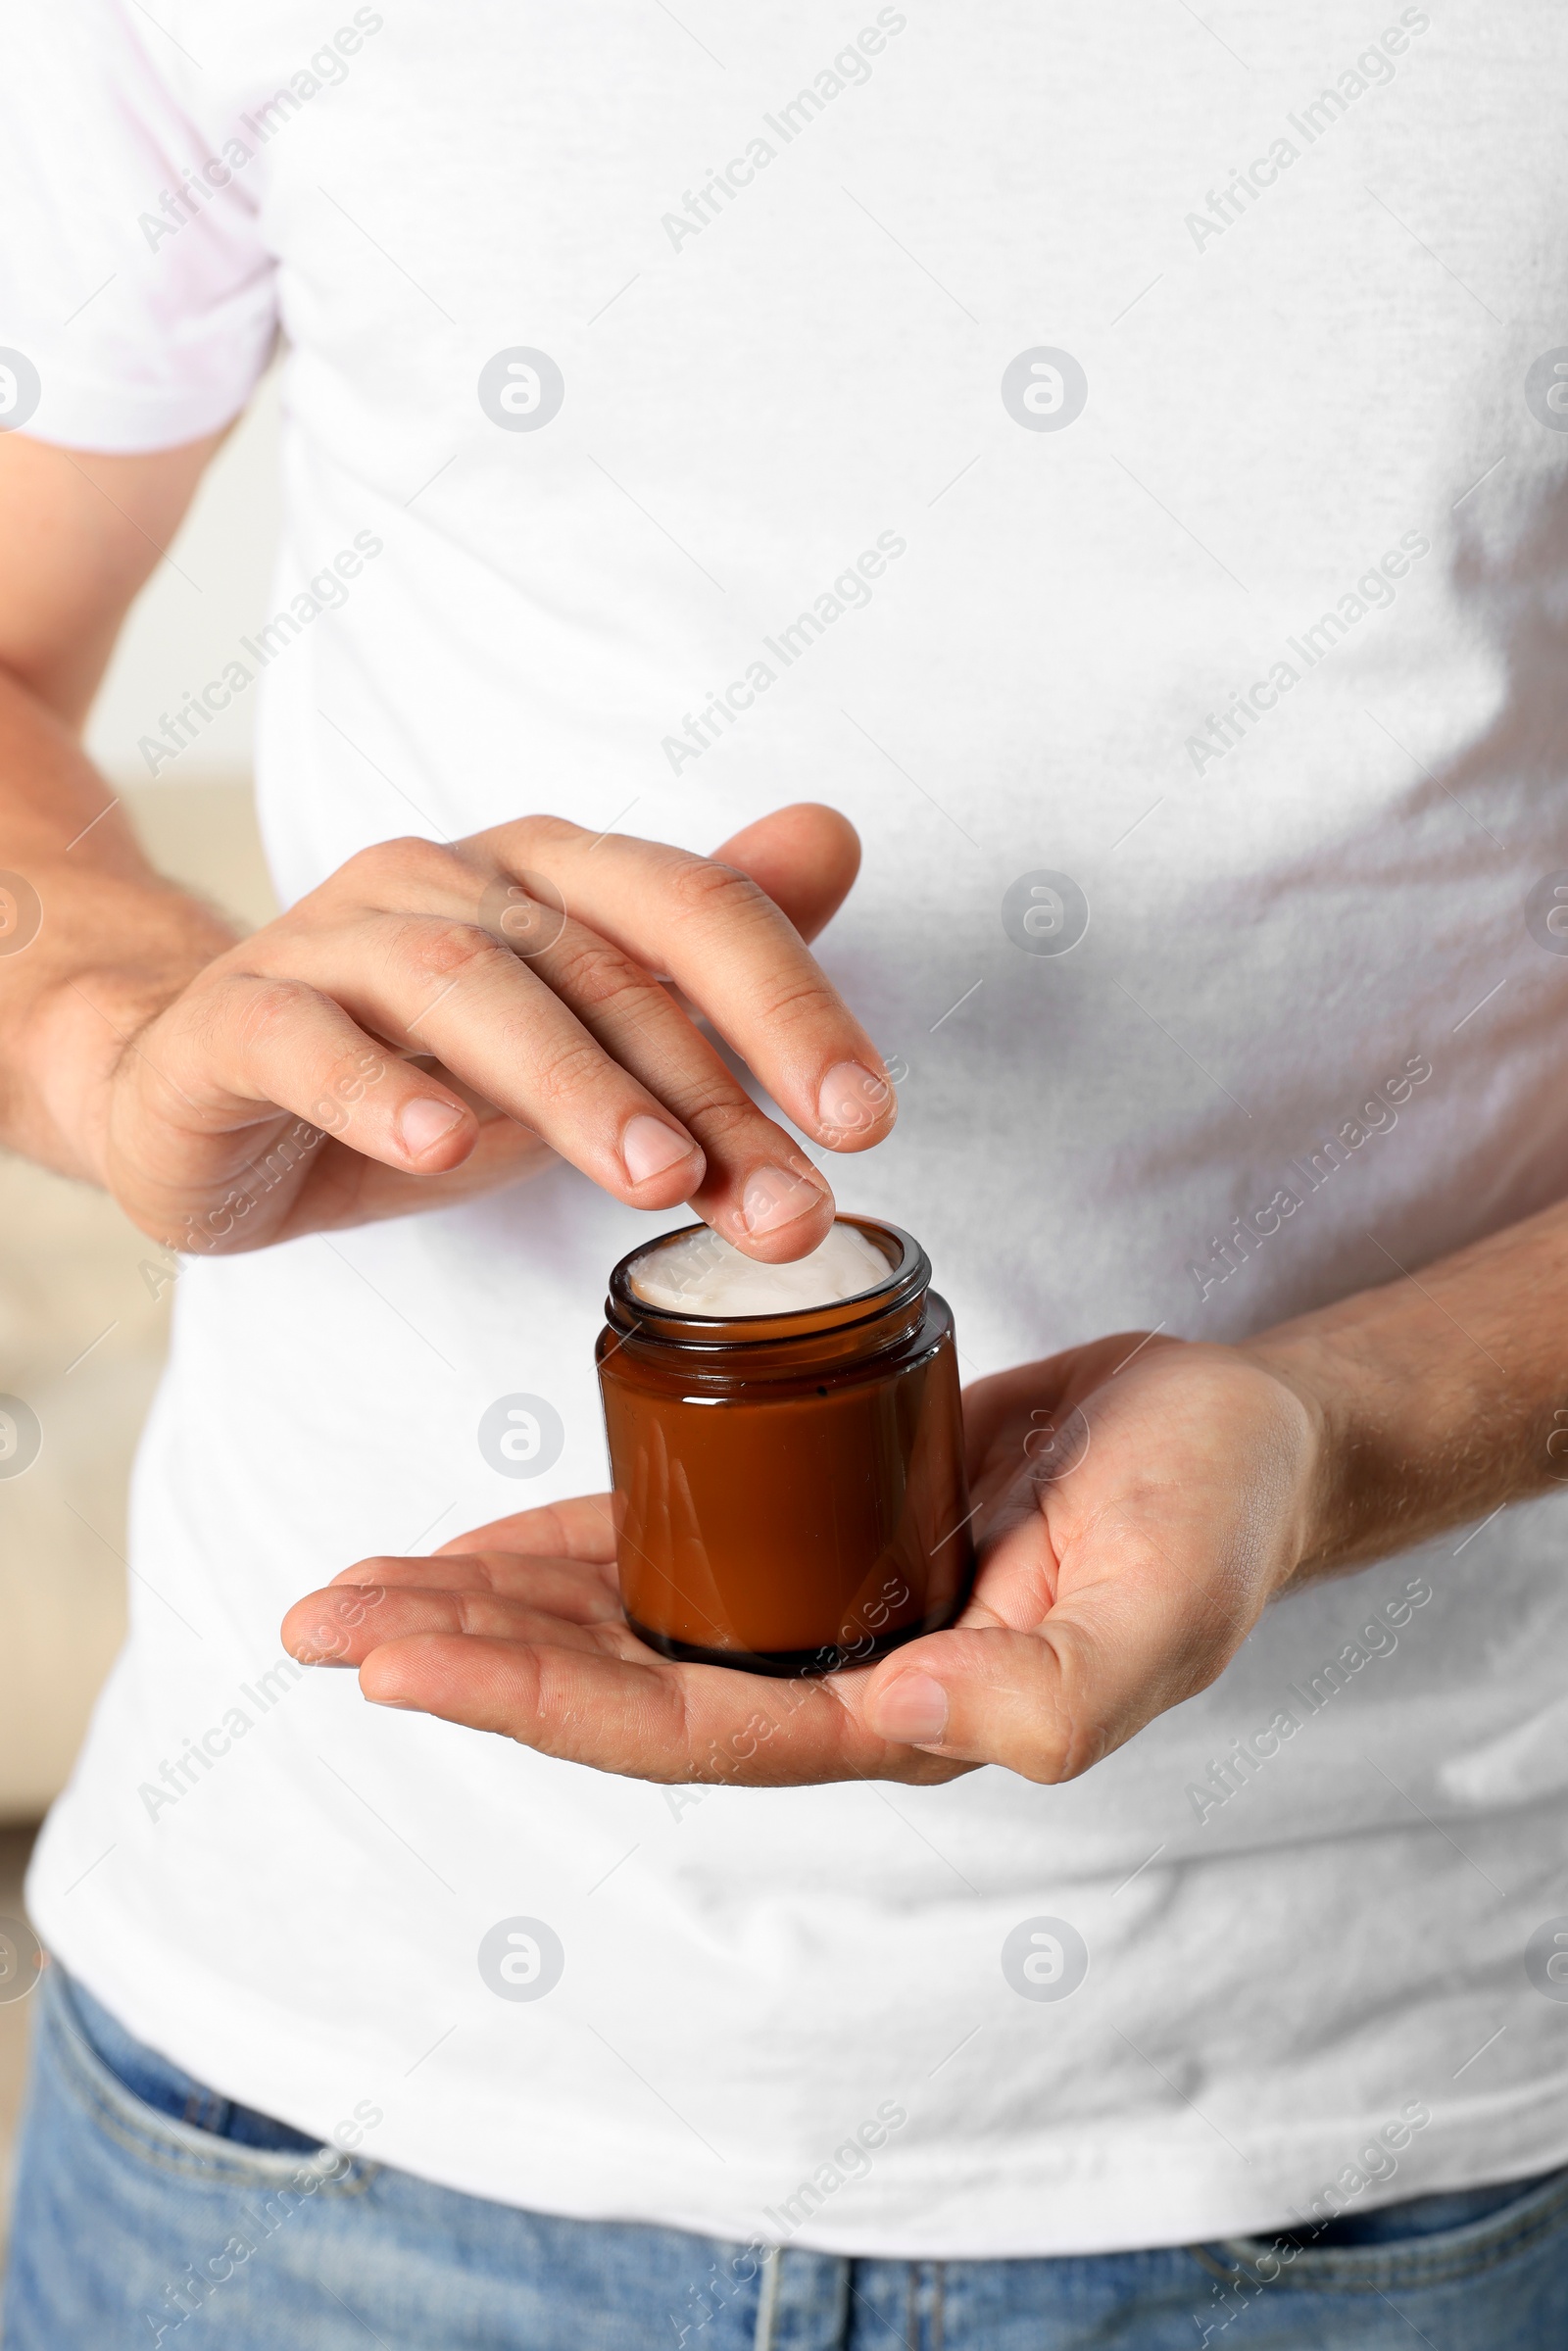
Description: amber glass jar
596,1216,973,1677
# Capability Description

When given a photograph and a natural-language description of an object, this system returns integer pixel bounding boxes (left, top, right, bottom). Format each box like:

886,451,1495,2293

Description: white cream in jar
628,1219,891,1315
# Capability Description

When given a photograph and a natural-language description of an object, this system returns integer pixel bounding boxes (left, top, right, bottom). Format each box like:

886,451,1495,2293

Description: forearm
1246,1198,1568,1581
0,664,234,1181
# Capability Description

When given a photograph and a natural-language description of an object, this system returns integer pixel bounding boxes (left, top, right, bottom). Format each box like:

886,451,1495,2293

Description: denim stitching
41,1971,374,2200
1196,2162,1568,2295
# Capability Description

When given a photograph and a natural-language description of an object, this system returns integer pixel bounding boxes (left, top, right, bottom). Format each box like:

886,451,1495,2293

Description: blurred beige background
0,374,283,2248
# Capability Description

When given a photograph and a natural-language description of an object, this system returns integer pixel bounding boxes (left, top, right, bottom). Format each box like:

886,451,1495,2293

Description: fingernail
397,1097,466,1160
874,1672,949,1746
817,1059,891,1140
742,1163,826,1236
621,1113,699,1186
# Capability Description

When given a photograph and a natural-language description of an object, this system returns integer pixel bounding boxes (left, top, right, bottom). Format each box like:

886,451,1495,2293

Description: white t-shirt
6,0,1568,2258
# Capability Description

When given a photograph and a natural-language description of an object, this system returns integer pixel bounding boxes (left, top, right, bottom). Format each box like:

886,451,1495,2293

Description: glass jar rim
606,1214,929,1349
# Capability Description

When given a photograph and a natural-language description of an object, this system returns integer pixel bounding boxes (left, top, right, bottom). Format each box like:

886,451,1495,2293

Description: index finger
482,816,897,1154
430,1493,618,1562
356,1631,956,1787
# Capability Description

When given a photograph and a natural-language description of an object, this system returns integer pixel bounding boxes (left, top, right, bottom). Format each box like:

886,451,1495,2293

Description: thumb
711,802,860,944
857,1529,1242,1783
858,1623,1111,1783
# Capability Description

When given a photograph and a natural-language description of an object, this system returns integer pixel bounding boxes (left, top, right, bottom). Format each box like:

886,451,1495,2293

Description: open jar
596,1215,973,1677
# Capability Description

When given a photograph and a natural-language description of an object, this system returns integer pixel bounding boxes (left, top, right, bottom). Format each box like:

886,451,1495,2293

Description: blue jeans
5,1966,1567,2350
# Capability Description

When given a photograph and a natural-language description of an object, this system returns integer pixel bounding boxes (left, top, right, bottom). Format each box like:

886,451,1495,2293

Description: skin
286,1202,1568,1784
7,426,1568,1789
0,432,895,1266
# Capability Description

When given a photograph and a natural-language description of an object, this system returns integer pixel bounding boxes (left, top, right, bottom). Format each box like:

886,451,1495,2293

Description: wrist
1234,1327,1363,1589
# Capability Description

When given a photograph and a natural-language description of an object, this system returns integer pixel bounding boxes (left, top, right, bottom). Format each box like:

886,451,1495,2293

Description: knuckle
996,1706,1079,1785
671,1090,761,1146
344,836,456,898
530,1034,612,1114
395,917,508,986
493,812,580,867
224,973,320,1054
545,936,646,1017
1041,1718,1110,1783
1005,1632,1103,1784
663,855,767,928
751,970,841,1038
516,813,580,854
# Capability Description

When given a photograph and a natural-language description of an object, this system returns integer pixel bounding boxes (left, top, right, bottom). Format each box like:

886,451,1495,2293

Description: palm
937,1337,1307,1776
285,1491,961,1788
285,1331,1319,1787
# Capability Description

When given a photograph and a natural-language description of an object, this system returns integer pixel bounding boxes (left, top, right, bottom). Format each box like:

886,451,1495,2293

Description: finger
710,803,859,946
471,817,896,1158
433,1493,617,1563
241,913,714,1218
505,908,837,1256
267,1111,556,1243
284,1580,622,1667
323,1552,618,1614
278,1574,393,1664
357,1634,959,1787
857,1518,1241,1782
267,906,836,1254
138,974,479,1177
310,841,848,1251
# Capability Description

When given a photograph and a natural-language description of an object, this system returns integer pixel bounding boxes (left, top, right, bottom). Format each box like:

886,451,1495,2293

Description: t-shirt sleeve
0,0,278,451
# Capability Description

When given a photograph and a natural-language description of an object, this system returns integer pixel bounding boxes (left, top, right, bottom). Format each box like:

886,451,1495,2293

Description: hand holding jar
283,1329,1326,1788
